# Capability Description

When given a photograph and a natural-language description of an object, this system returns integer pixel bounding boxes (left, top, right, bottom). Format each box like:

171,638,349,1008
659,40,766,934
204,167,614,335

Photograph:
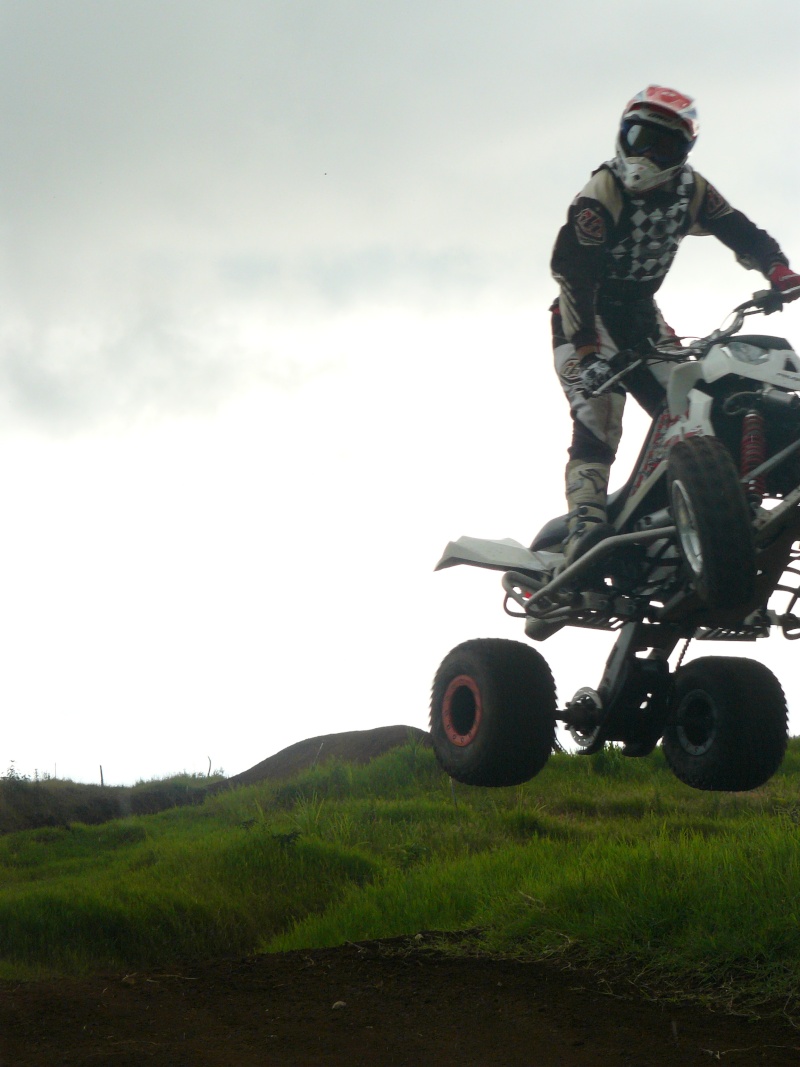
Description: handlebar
684,288,791,355
750,288,787,314
590,288,795,396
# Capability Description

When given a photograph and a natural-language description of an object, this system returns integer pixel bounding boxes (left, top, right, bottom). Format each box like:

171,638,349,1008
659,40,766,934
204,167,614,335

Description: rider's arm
551,170,622,353
689,174,788,277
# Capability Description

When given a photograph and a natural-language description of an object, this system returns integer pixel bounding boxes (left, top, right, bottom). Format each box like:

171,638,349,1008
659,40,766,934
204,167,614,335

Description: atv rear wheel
667,436,756,610
430,638,556,787
662,656,787,791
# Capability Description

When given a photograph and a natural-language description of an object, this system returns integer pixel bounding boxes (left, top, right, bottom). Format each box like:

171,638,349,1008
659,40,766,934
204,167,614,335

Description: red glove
769,264,800,302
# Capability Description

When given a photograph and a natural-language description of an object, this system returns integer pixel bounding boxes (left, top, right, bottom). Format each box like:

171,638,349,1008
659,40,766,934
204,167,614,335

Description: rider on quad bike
553,85,800,563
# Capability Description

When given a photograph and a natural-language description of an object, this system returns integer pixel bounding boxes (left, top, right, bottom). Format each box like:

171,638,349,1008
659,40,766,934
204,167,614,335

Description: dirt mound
219,725,430,790
0,727,429,836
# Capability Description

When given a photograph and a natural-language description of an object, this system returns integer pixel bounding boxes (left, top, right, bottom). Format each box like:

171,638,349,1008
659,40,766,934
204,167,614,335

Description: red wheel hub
441,675,482,746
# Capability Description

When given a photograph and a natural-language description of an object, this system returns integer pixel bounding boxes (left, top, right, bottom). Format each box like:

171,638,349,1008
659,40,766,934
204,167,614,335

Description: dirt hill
218,725,431,790
0,726,431,834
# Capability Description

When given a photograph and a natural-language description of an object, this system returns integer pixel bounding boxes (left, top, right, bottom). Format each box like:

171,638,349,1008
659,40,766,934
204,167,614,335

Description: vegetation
2,738,800,1021
0,764,223,835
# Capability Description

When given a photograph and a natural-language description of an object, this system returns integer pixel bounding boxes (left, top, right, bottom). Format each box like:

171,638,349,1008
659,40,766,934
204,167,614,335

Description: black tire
429,638,556,787
667,436,756,610
662,656,787,791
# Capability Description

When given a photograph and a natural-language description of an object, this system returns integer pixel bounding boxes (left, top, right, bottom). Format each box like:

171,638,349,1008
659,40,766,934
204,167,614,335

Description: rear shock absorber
740,409,767,505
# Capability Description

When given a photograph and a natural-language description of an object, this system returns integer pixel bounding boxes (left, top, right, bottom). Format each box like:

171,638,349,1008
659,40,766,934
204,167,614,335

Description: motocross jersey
551,159,789,352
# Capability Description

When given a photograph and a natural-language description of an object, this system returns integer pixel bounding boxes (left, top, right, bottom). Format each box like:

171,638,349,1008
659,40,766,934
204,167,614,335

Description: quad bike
431,288,800,792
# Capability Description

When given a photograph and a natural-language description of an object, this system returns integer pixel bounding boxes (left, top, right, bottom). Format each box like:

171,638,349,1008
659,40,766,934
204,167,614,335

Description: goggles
620,119,691,167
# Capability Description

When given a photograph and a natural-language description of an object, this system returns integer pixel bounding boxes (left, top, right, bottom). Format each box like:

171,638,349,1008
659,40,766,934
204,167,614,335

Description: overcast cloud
1,2,797,429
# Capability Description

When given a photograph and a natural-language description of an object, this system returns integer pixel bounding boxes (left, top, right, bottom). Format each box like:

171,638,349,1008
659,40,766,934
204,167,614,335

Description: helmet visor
621,119,690,167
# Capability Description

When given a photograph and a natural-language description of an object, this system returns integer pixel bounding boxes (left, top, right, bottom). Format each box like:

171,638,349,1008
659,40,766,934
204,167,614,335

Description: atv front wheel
662,656,787,791
430,638,556,787
667,436,756,610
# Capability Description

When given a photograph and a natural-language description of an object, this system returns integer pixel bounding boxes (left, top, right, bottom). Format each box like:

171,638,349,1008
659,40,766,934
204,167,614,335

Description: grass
0,767,223,835
1,737,800,1019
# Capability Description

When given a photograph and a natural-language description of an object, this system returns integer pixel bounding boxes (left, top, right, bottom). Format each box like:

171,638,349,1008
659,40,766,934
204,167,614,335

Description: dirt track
2,938,798,1066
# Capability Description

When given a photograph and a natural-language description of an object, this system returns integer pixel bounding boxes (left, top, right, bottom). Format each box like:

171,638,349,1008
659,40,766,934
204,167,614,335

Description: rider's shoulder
573,163,625,220
683,169,725,222
687,167,708,193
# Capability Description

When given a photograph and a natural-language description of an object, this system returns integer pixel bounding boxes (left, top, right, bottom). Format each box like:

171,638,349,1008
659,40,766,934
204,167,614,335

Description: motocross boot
563,459,614,564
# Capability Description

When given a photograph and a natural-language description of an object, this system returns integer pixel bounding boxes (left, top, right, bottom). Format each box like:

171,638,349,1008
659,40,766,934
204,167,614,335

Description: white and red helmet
615,86,699,192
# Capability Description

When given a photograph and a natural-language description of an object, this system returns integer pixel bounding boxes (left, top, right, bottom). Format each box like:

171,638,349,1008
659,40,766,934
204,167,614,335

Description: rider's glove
579,353,616,395
768,264,800,302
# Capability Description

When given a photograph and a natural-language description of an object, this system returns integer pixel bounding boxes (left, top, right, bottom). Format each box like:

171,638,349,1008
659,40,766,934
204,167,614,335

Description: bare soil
2,937,798,1066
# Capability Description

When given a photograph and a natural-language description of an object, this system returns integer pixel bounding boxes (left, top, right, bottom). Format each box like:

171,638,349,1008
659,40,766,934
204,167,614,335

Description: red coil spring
740,409,767,504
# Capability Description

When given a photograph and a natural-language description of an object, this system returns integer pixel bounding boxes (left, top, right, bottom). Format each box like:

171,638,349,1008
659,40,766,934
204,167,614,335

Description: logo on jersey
575,207,606,246
561,357,583,383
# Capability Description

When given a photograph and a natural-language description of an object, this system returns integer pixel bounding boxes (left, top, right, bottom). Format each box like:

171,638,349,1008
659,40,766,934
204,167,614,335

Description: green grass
2,737,800,1019
0,768,222,834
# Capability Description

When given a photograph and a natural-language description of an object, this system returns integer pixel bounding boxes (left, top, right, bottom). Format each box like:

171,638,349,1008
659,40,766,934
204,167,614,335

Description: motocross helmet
615,86,699,193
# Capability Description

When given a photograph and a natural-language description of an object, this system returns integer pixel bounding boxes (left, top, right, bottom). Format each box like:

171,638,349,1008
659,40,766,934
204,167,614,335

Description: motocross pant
552,297,674,465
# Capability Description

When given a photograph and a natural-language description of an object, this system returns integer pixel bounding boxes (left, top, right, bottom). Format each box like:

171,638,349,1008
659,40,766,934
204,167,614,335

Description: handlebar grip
752,288,785,315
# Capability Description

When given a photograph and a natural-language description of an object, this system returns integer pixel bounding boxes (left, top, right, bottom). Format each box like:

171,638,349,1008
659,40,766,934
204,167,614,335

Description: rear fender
435,536,560,579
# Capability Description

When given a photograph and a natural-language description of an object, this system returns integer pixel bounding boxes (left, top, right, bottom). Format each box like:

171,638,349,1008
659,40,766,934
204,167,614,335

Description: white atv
431,290,800,791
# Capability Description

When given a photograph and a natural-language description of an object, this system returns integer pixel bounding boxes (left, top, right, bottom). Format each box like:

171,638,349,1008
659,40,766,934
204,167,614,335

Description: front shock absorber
740,409,767,505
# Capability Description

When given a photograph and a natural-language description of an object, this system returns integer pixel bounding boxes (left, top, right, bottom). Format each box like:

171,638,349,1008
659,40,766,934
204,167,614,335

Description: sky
1,1,799,784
